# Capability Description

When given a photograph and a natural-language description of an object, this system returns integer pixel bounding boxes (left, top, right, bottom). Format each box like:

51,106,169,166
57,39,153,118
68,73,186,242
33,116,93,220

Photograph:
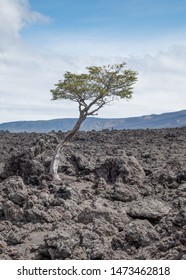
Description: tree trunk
50,114,86,181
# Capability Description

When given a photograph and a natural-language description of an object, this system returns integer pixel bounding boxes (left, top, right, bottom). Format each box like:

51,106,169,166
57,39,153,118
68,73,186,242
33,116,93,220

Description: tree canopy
51,62,138,118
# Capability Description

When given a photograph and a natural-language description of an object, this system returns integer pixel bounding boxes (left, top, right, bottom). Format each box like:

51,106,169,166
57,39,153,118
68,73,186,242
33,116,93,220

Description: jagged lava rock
0,127,185,260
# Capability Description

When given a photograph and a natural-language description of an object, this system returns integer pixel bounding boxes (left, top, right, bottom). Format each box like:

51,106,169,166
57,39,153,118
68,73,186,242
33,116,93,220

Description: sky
0,0,186,123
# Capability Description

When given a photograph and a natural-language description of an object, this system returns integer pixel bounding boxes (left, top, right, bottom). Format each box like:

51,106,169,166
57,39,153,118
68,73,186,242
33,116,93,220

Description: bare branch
87,100,106,116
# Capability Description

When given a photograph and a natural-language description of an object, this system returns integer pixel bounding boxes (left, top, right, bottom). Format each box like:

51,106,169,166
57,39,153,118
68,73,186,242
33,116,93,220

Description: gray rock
110,183,139,202
6,228,29,245
87,240,105,260
0,234,7,254
125,219,159,247
79,229,100,248
3,200,23,222
158,235,180,252
9,192,28,207
1,151,44,185
173,208,186,227
77,207,97,224
95,155,145,184
39,232,78,259
24,206,55,223
111,231,126,251
77,200,129,229
125,198,171,220
92,219,118,237
0,176,28,206
54,186,72,200
0,202,4,217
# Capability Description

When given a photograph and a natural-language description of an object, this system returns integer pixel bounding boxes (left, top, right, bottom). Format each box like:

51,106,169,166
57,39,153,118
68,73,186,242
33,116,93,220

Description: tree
50,62,138,181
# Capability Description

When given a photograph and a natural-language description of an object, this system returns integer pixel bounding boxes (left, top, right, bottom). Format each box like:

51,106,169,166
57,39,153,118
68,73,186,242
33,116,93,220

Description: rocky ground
0,127,186,260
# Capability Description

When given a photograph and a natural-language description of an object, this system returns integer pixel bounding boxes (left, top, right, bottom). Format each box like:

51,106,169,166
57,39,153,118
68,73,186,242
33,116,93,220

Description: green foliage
51,62,138,116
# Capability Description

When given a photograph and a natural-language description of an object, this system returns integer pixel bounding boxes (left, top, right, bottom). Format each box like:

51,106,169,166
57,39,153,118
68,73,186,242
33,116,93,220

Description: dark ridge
0,109,185,132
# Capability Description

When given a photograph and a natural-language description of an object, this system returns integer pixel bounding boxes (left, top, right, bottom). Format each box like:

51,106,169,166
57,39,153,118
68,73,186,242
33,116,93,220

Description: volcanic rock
0,127,185,259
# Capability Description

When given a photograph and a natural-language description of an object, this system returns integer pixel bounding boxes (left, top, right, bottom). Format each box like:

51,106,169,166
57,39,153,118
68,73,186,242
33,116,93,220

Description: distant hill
0,110,185,132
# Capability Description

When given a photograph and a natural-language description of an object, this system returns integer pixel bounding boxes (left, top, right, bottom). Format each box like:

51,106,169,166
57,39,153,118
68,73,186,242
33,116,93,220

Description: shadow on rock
0,150,45,185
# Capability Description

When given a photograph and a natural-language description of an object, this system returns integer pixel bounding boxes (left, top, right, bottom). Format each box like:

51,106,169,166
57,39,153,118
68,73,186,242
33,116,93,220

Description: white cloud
0,0,49,50
125,47,186,115
1,45,186,123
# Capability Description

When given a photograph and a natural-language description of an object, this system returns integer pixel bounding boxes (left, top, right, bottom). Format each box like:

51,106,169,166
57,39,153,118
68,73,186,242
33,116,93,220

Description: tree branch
87,100,106,116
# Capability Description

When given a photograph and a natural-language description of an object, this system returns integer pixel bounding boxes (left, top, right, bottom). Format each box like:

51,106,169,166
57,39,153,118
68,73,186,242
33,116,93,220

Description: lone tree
50,62,138,181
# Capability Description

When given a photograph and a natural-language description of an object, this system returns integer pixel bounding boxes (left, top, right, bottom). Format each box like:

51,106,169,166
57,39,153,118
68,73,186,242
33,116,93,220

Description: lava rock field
0,127,186,259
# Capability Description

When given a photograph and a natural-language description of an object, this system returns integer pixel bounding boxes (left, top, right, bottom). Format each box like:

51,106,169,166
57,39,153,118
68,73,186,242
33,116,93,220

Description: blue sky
28,0,186,32
26,0,186,40
0,0,186,122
